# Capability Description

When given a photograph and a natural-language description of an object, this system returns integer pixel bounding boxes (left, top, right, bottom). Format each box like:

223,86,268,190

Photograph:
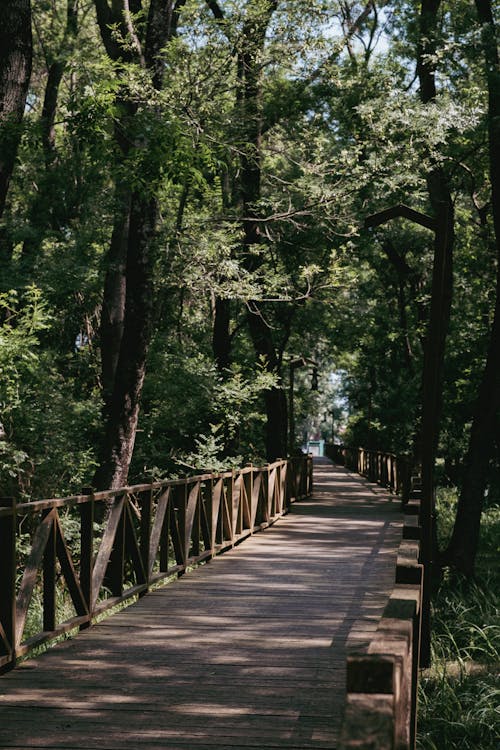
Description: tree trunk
100,182,130,412
204,1,292,461
19,59,66,280
19,0,78,281
0,0,32,221
443,0,500,576
213,297,231,373
21,59,66,284
238,1,286,461
417,0,455,490
416,0,455,667
92,0,185,489
246,302,288,460
93,194,157,489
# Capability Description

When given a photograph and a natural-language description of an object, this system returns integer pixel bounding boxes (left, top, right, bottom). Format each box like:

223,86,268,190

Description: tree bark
0,0,32,221
92,0,185,489
213,297,232,373
100,182,130,412
246,302,288,460
206,0,286,461
239,1,288,461
416,0,455,667
443,0,500,575
417,0,455,481
93,193,157,489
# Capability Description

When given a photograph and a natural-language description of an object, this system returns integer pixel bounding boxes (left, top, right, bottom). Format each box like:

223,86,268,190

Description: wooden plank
185,482,201,560
169,489,185,569
91,497,125,609
124,501,147,586
147,488,168,578
15,509,55,647
139,488,153,579
79,492,94,615
250,472,261,528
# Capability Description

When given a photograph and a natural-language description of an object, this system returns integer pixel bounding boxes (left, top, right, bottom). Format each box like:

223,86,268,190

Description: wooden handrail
333,445,425,750
340,515,423,750
325,444,413,503
0,455,313,674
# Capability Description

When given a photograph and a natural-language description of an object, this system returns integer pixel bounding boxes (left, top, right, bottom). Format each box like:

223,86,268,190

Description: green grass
417,490,500,749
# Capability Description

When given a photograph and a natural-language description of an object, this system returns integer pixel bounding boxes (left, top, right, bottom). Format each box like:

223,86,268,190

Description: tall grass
417,490,500,749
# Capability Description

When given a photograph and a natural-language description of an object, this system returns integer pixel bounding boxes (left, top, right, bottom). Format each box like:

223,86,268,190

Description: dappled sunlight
0,461,403,749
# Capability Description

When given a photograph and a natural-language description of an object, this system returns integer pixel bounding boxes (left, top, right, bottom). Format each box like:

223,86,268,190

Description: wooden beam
364,204,437,232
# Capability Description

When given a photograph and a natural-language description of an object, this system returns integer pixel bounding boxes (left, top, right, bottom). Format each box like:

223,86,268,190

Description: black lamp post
364,202,444,667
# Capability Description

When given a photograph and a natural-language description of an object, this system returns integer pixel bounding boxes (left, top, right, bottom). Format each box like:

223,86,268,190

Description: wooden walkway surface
0,459,403,750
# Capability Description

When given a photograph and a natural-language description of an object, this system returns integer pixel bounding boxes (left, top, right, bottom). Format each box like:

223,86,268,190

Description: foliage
0,286,100,497
418,488,500,749
0,0,497,513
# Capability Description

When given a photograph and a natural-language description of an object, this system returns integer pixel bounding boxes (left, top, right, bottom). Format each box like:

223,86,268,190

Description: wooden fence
326,444,413,502
328,445,424,750
0,455,312,675
340,513,423,750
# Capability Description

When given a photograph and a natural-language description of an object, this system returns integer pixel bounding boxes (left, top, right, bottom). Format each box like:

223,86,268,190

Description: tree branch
261,1,375,134
204,0,224,21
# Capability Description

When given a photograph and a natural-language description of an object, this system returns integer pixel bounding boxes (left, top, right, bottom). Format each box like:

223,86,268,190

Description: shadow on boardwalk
0,459,402,750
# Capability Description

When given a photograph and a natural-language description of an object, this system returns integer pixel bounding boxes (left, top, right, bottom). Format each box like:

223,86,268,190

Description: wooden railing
330,446,425,750
326,444,413,502
340,515,423,750
0,455,312,674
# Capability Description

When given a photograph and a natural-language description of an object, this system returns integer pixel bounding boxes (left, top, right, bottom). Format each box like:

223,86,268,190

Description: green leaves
0,286,49,410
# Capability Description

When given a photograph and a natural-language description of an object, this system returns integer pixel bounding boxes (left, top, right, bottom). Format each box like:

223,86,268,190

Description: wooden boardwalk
0,459,403,750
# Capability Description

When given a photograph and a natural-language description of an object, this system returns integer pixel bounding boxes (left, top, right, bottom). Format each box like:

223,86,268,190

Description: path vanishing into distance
0,458,403,750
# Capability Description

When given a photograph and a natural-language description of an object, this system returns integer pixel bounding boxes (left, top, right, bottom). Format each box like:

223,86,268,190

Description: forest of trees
0,0,498,576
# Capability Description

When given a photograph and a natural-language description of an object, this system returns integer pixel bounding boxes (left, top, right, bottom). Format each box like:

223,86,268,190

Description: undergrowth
417,490,500,749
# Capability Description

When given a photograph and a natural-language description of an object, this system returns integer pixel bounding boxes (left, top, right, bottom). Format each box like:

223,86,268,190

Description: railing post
401,457,412,505
105,496,126,597
0,497,16,672
140,488,153,591
80,488,94,623
243,468,253,530
280,461,288,511
176,483,188,571
285,458,292,505
43,510,57,633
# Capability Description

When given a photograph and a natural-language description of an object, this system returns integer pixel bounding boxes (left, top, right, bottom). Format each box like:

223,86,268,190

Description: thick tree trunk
204,1,288,460
238,1,286,461
416,0,455,666
92,0,185,489
417,0,455,488
444,0,500,575
100,183,130,412
418,173,454,523
0,0,32,221
93,194,157,490
98,94,137,412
